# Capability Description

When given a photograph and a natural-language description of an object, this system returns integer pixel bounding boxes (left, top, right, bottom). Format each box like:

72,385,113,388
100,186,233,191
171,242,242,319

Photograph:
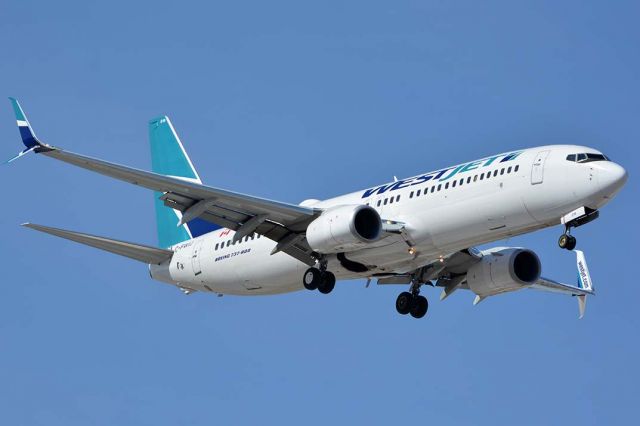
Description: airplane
6,98,628,319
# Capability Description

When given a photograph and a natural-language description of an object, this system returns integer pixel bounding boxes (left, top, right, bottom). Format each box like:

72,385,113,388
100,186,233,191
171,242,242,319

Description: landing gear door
191,240,204,277
531,150,550,185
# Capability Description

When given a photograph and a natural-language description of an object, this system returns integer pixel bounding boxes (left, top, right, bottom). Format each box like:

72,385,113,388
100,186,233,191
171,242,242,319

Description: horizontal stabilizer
23,223,173,265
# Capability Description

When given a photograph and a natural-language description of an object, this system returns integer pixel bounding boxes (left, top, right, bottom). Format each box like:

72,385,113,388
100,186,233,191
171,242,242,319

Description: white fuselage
150,145,626,295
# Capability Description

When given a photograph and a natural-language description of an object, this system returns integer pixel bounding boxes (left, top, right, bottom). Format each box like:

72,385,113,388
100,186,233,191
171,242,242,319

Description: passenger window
467,177,471,184
389,197,394,204
445,182,449,189
251,234,255,240
515,165,519,172
227,241,231,247
480,173,484,180
500,168,505,175
215,243,219,250
410,191,414,199
377,200,381,207
431,186,435,193
437,184,442,191
473,175,478,182
396,195,400,202
507,166,512,173
493,170,498,177
384,199,388,205
416,189,421,196
452,180,457,187
459,178,463,186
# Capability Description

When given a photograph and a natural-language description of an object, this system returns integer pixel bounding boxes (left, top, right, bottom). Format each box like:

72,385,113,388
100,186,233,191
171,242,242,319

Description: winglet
575,250,593,293
9,97,43,149
5,98,48,164
577,295,587,319
575,250,593,319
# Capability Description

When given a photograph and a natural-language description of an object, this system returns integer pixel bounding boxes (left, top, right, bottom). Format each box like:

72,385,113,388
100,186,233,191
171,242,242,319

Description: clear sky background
1,1,638,425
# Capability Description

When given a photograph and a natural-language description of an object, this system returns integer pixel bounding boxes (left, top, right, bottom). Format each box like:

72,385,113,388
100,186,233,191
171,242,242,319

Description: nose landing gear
395,281,429,319
558,207,600,251
558,231,577,251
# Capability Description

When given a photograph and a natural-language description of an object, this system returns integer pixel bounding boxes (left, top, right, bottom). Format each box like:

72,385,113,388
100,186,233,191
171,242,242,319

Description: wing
378,248,594,318
42,147,320,264
8,98,321,265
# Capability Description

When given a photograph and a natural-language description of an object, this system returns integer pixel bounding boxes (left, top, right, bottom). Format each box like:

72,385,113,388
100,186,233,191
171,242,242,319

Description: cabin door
531,150,550,185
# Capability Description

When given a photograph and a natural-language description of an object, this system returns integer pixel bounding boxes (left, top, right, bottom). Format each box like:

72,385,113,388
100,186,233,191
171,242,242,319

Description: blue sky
1,1,638,424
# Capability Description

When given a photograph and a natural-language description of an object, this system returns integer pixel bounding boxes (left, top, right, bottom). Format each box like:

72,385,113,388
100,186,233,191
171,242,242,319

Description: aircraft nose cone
599,162,628,195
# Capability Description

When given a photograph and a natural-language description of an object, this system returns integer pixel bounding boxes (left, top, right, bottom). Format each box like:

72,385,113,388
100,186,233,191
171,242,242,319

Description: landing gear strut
395,281,429,319
303,266,336,294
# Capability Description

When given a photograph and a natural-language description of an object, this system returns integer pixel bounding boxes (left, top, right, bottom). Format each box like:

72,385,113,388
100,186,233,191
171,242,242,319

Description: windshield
566,153,610,163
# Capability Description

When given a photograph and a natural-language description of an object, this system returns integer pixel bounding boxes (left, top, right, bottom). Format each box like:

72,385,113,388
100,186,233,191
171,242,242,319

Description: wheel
395,292,414,315
303,268,321,290
410,295,429,319
566,235,577,251
318,272,336,294
558,234,570,249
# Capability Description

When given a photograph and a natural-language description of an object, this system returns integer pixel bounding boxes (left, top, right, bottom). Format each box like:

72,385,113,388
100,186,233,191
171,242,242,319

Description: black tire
318,272,336,294
395,292,414,315
303,268,321,290
558,234,569,249
566,235,577,251
410,295,429,319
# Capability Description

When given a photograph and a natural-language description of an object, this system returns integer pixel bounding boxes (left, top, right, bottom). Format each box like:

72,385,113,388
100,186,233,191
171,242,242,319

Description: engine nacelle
466,248,541,298
306,205,383,254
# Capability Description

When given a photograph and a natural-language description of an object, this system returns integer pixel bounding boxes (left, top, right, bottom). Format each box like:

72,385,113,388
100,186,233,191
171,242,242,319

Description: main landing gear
303,267,336,294
396,282,429,319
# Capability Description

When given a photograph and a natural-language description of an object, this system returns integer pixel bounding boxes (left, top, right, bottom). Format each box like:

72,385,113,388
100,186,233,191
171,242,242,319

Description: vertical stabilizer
149,116,219,248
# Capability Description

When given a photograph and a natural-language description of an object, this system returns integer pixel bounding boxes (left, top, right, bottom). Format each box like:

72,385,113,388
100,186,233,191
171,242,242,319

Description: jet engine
466,248,541,298
306,205,383,254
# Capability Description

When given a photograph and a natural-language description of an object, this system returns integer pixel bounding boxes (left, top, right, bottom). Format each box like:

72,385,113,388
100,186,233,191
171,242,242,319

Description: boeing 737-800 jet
7,98,627,319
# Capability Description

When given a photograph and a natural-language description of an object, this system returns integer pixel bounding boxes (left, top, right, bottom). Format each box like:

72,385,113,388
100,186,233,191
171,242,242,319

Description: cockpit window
566,153,610,163
583,153,609,162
